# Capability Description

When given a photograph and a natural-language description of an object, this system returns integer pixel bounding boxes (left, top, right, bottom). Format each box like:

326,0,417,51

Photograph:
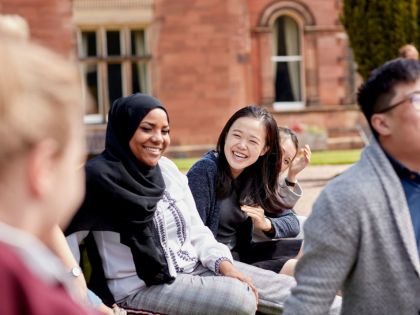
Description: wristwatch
70,266,82,278
285,178,297,187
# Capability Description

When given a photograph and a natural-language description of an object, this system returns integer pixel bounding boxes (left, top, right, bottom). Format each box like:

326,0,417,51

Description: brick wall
2,0,359,150
0,0,74,57
151,0,357,147
153,0,254,146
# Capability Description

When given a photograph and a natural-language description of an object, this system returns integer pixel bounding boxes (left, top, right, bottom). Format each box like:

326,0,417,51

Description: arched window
272,15,303,110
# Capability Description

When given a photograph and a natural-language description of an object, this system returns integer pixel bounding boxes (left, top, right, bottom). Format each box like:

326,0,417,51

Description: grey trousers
118,260,296,315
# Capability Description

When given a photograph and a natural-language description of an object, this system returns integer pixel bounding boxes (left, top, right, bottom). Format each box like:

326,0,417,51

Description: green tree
342,0,418,79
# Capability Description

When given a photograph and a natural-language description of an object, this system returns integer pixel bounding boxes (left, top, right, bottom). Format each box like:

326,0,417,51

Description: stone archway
258,1,315,28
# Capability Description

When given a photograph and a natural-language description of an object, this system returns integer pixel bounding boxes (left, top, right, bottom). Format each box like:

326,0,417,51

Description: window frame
76,26,151,124
271,14,305,111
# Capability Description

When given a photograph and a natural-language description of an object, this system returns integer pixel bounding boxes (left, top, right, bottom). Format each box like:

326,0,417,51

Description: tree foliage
341,0,418,79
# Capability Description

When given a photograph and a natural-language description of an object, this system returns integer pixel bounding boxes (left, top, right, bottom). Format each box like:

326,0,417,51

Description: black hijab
66,93,174,287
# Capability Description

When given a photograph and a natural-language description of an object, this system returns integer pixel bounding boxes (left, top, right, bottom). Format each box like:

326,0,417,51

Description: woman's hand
218,260,258,305
287,144,311,182
72,273,89,305
240,205,272,232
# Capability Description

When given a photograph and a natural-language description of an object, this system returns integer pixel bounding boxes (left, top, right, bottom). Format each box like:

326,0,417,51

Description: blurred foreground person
0,36,100,314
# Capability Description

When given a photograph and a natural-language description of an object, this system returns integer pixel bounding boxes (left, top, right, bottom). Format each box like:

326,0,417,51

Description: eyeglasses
377,92,420,113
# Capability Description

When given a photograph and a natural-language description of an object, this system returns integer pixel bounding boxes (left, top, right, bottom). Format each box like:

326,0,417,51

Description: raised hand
287,144,311,182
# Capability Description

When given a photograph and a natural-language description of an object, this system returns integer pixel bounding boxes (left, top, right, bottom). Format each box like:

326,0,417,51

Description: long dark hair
216,105,286,213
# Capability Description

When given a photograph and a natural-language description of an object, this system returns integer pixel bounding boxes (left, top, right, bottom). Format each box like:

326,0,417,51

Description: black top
216,188,248,250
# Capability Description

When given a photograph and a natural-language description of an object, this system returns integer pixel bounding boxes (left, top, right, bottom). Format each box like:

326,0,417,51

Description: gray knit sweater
284,138,420,315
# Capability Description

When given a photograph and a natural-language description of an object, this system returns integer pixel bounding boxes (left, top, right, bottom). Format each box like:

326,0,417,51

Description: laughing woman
186,106,303,274
65,94,295,315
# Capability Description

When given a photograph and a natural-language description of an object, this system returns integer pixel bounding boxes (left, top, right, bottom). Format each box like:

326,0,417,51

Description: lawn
172,149,362,172
310,149,362,165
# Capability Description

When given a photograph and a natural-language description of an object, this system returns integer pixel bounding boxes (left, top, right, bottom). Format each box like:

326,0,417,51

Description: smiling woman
224,116,268,178
128,108,170,167
186,106,303,274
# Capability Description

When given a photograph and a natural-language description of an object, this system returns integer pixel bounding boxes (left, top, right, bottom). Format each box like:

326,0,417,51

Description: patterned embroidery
163,191,187,245
177,249,198,263
154,190,198,273
169,248,184,273
153,208,170,261
214,257,232,274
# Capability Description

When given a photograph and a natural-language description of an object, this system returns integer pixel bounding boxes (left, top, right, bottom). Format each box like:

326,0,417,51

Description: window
272,16,303,110
77,27,150,123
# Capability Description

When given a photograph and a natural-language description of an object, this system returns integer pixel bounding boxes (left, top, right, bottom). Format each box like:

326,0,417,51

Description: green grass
172,158,200,172
310,149,362,165
173,149,362,172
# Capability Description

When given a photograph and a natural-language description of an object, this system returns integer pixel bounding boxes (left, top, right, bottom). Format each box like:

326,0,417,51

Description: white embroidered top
68,157,232,302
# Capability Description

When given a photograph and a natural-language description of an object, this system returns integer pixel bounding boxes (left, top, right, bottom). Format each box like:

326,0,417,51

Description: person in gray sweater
284,58,420,314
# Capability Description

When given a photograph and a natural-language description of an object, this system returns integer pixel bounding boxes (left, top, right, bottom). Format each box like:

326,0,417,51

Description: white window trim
271,56,302,62
273,101,305,111
83,114,104,124
271,14,305,111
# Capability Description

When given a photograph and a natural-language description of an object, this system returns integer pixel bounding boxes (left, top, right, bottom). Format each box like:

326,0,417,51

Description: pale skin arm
286,144,311,183
218,260,259,305
240,205,272,232
42,225,88,303
44,226,117,315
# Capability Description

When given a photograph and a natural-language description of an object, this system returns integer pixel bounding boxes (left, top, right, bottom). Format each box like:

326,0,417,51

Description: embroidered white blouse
67,156,233,302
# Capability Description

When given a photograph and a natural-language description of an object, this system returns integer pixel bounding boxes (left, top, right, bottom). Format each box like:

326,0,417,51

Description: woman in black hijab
66,93,295,315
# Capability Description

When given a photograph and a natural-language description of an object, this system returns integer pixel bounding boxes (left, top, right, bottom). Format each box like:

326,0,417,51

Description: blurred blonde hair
0,37,84,173
398,44,419,60
0,14,30,40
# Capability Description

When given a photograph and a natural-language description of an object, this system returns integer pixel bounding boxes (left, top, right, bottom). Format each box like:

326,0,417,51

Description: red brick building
1,0,364,154
0,0,74,56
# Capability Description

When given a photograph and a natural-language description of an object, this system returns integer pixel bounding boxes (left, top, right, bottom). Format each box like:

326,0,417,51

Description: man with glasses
284,58,420,315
